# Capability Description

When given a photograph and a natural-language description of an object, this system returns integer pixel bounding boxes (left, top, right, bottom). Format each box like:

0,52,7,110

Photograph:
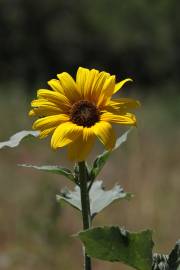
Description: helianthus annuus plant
29,67,140,161
28,67,141,270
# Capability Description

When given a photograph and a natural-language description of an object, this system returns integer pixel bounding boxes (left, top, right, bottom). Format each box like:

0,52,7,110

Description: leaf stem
78,161,92,270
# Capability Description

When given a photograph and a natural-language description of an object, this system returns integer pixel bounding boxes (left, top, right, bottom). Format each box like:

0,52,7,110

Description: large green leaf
0,130,39,149
90,128,132,180
78,226,153,270
57,180,132,217
19,164,75,182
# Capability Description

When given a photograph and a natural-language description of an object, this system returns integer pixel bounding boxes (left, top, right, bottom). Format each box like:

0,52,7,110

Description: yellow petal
31,99,63,116
39,127,56,139
76,68,112,103
101,112,137,125
76,67,100,98
37,89,71,109
97,75,115,107
29,107,62,117
33,114,69,130
67,127,95,161
114,78,133,94
29,109,36,116
57,72,80,102
92,121,116,150
51,122,83,149
31,98,59,108
76,67,90,96
84,69,100,100
104,98,141,112
48,79,65,94
91,71,110,103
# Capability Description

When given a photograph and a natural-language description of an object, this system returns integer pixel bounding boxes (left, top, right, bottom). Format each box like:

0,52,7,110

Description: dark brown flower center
70,100,100,127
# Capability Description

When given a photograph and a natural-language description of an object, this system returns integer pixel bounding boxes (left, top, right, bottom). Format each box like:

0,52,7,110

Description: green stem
78,161,92,270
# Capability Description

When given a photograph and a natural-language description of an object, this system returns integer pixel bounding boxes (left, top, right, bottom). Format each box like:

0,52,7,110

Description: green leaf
78,226,153,270
90,151,110,181
114,127,133,150
57,180,132,217
19,164,75,182
90,181,133,218
90,128,132,180
0,130,39,149
57,186,81,211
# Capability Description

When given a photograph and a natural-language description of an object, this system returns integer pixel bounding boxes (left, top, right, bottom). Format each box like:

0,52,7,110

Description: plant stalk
78,161,92,270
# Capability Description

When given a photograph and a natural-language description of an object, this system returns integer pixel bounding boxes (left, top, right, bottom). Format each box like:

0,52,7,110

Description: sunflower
29,67,140,161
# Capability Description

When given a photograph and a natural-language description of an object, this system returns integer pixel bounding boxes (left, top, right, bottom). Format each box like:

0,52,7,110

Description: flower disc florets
70,100,100,127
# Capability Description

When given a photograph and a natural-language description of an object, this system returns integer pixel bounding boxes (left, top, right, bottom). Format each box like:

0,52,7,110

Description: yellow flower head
29,67,140,161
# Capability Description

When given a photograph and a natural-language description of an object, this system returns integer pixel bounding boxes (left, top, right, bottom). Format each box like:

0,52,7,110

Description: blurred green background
0,0,180,269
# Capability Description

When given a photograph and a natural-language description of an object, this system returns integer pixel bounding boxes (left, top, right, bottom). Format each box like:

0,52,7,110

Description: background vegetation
0,1,179,269
0,0,180,94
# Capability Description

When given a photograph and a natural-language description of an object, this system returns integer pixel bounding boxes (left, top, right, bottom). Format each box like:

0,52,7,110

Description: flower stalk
78,161,92,270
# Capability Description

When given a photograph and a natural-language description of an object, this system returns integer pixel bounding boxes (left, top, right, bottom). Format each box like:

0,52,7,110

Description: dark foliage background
0,0,180,94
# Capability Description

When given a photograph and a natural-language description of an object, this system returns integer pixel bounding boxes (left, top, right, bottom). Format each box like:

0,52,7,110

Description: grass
0,88,179,270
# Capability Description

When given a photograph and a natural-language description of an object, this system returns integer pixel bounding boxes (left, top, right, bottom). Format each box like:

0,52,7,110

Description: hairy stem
78,161,92,270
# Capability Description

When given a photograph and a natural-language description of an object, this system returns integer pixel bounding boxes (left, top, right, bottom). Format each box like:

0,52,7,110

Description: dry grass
0,89,179,270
